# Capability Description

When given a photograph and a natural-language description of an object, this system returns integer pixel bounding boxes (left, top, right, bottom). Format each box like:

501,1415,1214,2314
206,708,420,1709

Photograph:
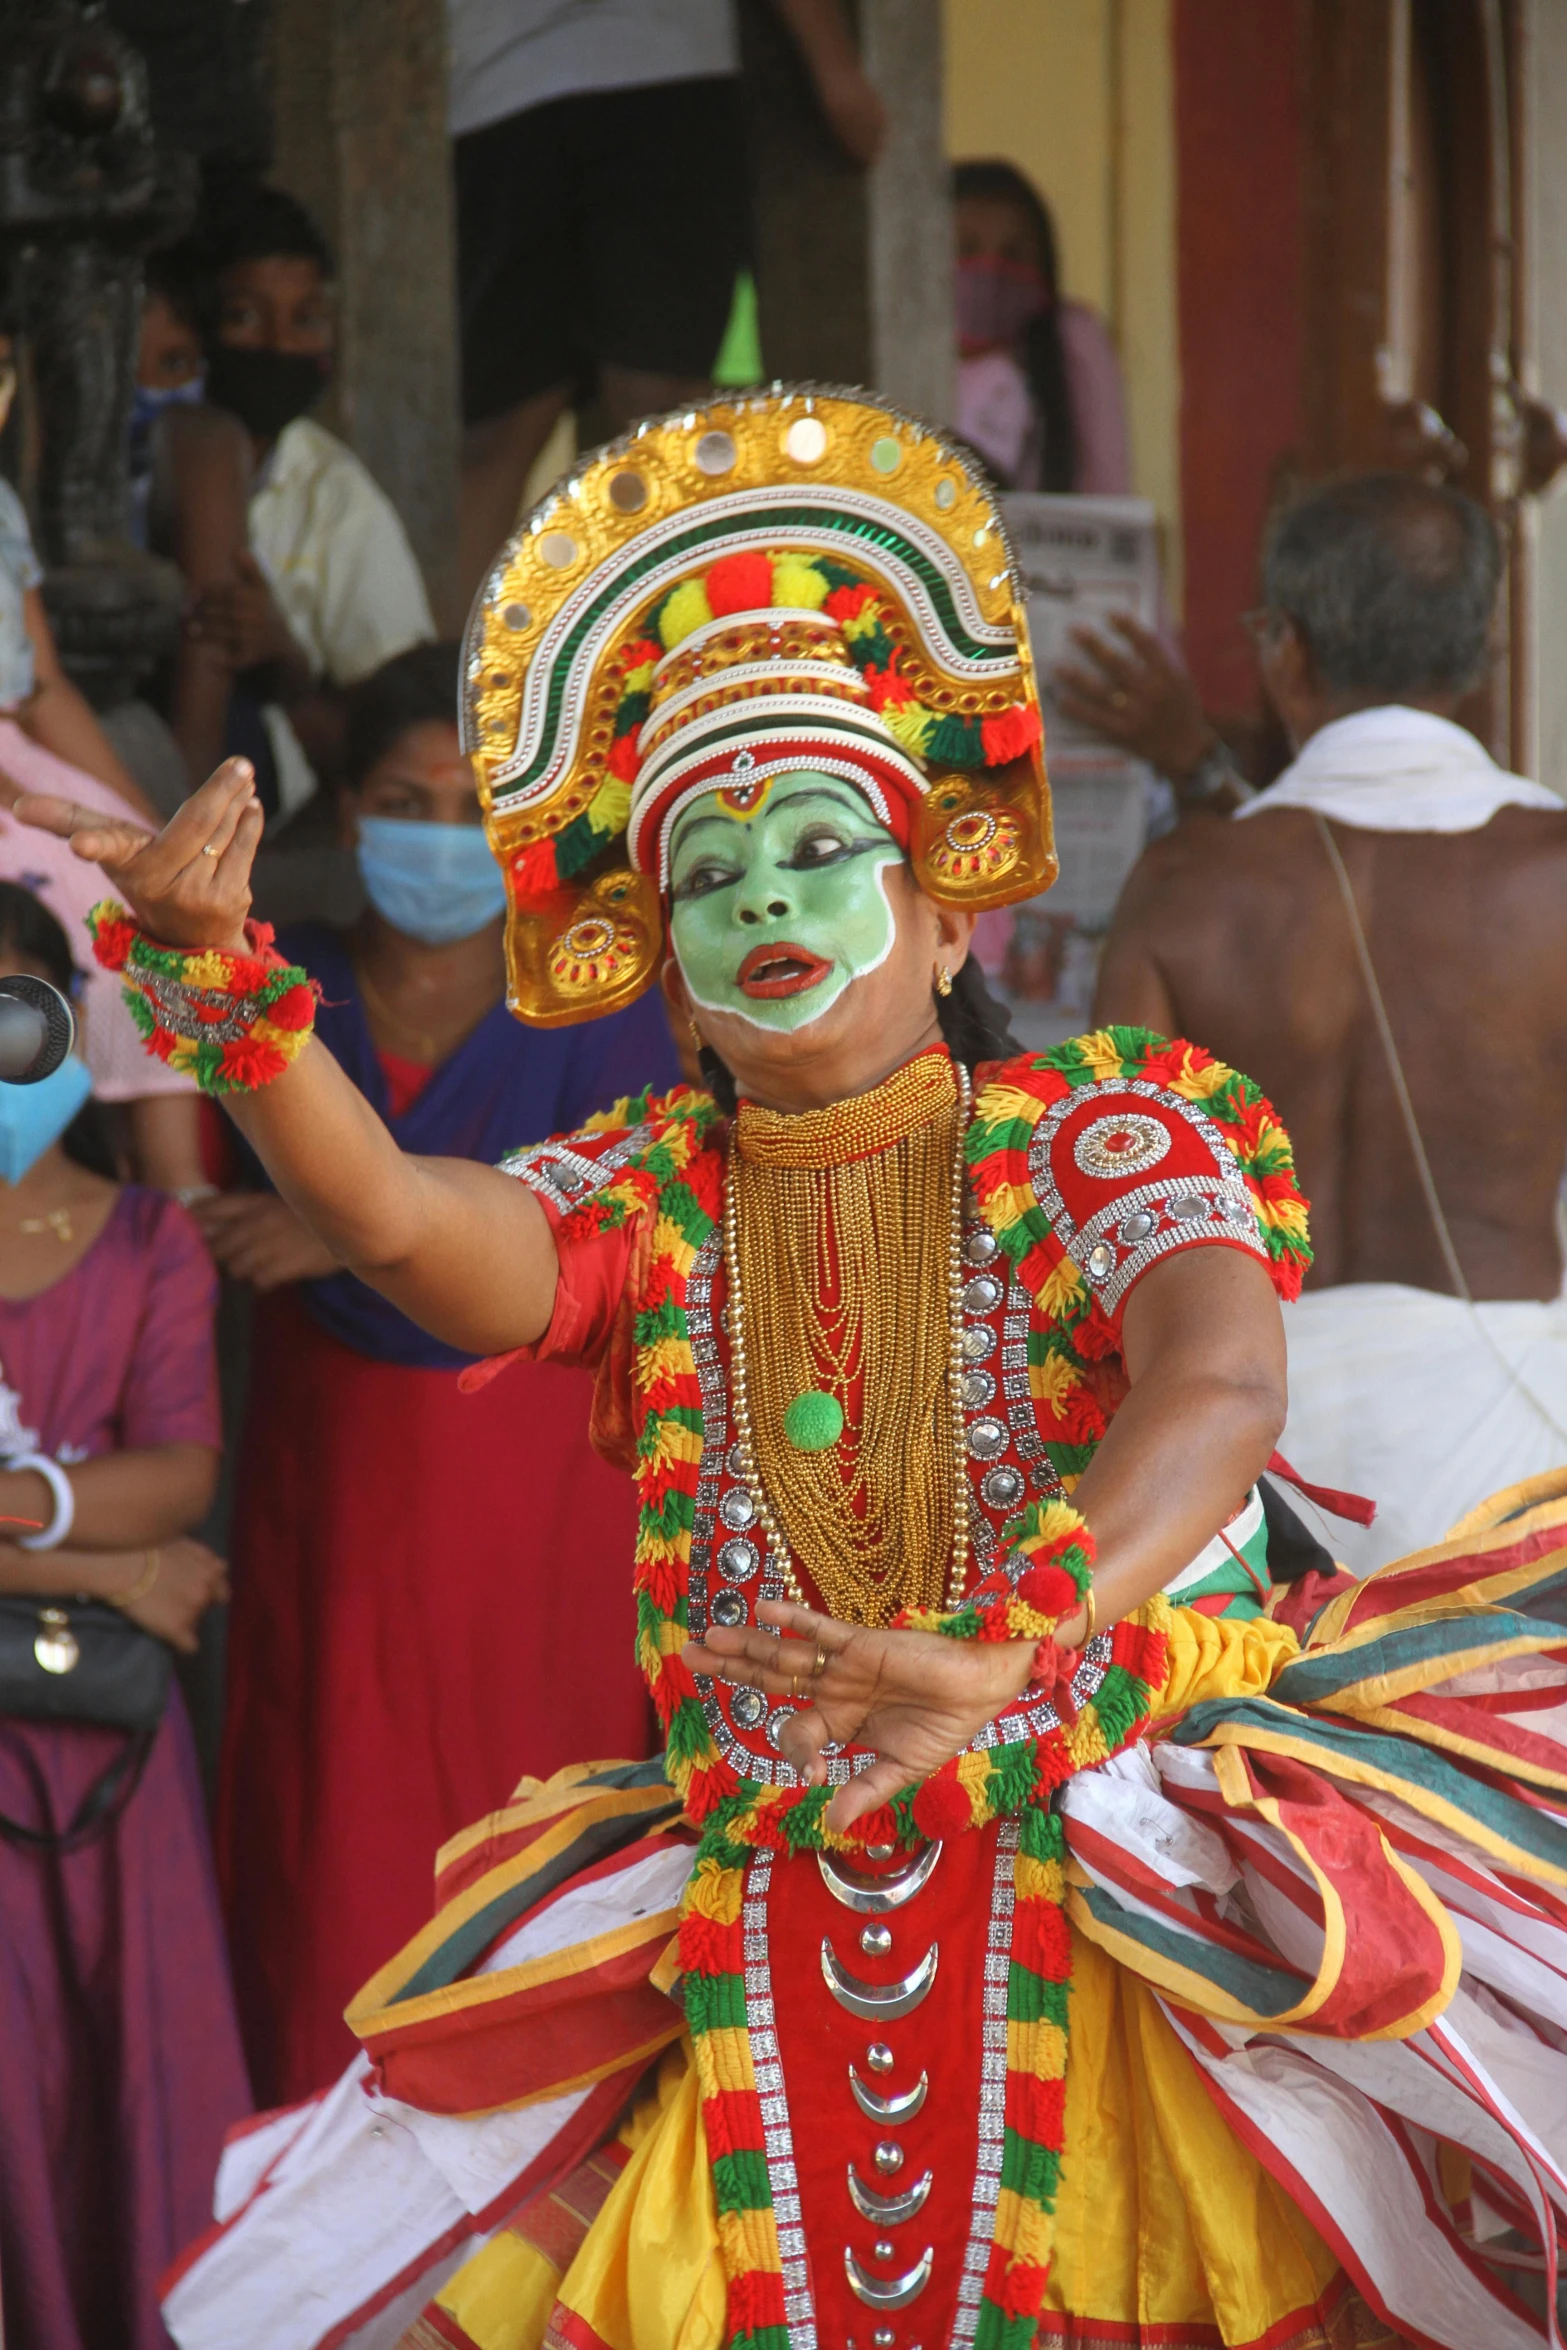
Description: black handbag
0,1595,172,1851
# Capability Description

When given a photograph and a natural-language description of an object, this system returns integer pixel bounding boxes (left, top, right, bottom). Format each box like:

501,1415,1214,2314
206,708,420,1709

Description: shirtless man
1094,472,1567,1566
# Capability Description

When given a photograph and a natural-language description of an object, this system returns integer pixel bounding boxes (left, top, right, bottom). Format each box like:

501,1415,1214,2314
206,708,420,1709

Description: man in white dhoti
1096,472,1567,1570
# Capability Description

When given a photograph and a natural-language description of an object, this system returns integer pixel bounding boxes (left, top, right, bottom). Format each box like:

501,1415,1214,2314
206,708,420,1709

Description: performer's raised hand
683,1597,1078,1833
13,755,264,955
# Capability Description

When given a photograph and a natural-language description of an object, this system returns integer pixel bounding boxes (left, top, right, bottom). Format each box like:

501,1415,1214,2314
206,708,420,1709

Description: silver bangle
12,1454,76,1551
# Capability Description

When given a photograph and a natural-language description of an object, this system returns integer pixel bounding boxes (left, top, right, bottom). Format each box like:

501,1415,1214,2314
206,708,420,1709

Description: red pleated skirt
217,1290,652,2106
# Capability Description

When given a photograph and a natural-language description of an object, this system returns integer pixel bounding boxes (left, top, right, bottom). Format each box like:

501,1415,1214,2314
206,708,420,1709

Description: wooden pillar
862,0,953,422
269,0,459,622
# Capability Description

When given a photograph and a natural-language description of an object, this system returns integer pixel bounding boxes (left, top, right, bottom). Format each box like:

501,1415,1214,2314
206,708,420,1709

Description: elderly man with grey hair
1093,472,1567,1570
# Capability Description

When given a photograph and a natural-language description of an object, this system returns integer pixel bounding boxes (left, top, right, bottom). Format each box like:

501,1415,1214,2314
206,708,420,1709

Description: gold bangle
1080,1584,1097,1645
114,1548,161,1610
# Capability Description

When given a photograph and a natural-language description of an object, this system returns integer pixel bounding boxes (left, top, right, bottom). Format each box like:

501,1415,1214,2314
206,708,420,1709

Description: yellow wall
944,0,1183,608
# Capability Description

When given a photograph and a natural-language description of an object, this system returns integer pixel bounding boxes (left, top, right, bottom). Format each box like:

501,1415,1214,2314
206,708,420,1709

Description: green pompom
783,1389,844,1451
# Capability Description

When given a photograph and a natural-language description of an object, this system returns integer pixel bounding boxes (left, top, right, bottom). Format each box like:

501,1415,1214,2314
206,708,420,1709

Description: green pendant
783,1389,844,1451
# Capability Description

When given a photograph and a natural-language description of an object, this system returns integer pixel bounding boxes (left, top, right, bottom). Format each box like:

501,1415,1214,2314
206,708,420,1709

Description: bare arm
14,761,563,1354
689,1241,1287,1829
156,406,256,786
18,591,157,818
0,1441,217,1549
771,0,887,164
0,1533,229,1655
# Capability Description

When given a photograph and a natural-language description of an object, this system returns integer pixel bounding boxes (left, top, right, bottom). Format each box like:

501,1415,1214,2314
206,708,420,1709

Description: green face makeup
668,773,903,1033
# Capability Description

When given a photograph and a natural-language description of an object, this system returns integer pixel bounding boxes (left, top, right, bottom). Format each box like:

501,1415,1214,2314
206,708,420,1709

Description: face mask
356,817,507,946
668,772,901,1035
205,345,329,442
128,374,206,467
955,255,1052,356
0,1054,92,1186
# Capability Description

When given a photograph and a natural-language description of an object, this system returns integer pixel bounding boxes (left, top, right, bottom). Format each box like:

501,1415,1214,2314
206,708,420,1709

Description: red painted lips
736,942,833,999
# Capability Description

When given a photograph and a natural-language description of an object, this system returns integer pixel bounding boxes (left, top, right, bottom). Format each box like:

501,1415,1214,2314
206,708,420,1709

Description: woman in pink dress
0,884,249,2350
953,158,1131,495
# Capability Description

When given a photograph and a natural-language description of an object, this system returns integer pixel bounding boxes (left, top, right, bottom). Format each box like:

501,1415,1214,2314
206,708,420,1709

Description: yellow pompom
770,555,830,611
881,702,936,756
659,577,713,649
587,776,631,834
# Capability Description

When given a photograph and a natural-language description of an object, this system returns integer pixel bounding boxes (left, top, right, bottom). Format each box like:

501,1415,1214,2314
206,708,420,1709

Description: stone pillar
269,0,460,622
739,0,951,420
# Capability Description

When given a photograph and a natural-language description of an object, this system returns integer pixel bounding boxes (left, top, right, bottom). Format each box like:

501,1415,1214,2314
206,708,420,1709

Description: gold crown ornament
462,385,1056,1026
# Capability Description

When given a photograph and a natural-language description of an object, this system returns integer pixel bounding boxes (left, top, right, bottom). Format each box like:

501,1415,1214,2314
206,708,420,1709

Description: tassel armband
88,901,318,1095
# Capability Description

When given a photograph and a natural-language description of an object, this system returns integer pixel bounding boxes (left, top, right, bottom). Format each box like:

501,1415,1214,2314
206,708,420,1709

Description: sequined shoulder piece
497,1082,728,1236
967,1028,1311,1324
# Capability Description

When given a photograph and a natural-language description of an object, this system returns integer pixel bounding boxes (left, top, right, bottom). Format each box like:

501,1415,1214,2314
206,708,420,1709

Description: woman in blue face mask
191,642,681,2107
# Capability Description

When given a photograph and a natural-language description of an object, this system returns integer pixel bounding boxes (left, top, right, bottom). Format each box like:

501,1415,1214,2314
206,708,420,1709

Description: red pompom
510,838,560,906
90,915,137,972
824,582,878,623
606,731,642,784
219,1034,288,1090
1023,1899,1073,1981
980,703,1042,765
998,2257,1050,2319
1015,1560,1079,1619
862,660,915,709
911,1770,973,1840
705,551,775,617
265,982,317,1032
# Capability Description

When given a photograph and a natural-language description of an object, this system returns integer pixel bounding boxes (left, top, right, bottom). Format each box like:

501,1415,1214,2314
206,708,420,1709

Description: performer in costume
21,391,1567,2350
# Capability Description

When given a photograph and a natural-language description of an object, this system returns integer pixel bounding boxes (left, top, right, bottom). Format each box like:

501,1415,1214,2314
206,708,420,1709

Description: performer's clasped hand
685,1599,1067,1831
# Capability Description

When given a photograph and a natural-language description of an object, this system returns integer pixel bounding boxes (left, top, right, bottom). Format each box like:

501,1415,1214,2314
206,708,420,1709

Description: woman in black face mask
172,184,435,820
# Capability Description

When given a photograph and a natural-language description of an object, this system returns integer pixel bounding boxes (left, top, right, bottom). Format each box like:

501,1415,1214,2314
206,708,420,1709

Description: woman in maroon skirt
198,645,679,2106
0,883,246,2350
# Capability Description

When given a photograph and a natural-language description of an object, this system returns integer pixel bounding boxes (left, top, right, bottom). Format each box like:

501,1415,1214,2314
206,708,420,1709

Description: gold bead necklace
722,1053,973,1624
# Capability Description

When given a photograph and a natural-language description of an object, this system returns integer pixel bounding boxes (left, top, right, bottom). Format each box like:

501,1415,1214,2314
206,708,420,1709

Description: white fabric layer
447,0,739,139
1234,704,1564,832
1279,1281,1567,1573
1064,1742,1567,2350
164,1839,695,2350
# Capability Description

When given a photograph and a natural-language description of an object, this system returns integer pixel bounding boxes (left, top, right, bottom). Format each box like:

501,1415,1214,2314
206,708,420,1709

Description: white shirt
1235,703,1564,833
249,419,434,814
447,0,737,139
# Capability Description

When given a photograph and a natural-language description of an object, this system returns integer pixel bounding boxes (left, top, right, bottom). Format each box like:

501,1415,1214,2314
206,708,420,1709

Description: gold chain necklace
722,1053,973,1624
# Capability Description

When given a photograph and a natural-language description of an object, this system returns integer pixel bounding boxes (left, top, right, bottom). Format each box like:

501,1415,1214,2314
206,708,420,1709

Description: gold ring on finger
812,1644,828,1678
201,843,220,857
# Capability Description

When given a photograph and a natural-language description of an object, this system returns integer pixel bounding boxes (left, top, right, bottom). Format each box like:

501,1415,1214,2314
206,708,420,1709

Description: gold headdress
463,386,1055,1026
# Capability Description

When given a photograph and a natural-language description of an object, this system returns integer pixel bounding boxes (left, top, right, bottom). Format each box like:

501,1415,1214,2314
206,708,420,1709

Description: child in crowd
0,336,205,1188
147,182,434,815
197,643,679,2102
0,884,248,2350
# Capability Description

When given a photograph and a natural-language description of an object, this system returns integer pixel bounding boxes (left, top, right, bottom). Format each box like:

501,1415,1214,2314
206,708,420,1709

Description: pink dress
0,718,197,1104
0,1190,250,2350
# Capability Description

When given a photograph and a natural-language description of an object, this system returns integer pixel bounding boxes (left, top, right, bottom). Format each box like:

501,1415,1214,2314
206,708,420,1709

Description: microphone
0,977,76,1084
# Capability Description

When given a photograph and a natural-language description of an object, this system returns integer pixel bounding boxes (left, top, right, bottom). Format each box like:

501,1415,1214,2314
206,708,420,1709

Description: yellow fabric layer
430,1975,1342,2348
423,1612,1339,2349
1044,1929,1342,2333
431,2047,719,2350
1152,1604,1300,1719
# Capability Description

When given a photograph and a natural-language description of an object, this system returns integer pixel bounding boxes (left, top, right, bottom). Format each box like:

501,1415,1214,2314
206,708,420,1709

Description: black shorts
454,76,751,425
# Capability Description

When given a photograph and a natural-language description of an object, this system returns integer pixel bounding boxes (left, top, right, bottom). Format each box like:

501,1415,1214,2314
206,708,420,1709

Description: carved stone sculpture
0,1,190,705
